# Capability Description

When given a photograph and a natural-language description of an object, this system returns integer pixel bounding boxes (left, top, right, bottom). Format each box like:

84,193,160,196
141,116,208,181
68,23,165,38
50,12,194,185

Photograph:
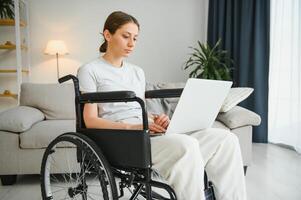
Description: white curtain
269,0,301,153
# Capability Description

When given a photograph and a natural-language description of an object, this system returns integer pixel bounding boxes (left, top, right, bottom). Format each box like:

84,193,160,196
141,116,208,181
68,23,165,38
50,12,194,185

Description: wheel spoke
41,134,116,200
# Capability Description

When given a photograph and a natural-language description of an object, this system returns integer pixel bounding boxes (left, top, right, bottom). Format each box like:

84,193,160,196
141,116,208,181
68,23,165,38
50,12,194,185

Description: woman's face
104,22,139,57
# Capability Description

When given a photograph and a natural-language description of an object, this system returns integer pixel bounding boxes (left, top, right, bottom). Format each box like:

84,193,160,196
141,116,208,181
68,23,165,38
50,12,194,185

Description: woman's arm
84,103,166,133
84,103,131,129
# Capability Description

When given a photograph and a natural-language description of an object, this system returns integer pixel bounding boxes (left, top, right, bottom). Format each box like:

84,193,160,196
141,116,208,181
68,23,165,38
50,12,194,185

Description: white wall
28,0,208,83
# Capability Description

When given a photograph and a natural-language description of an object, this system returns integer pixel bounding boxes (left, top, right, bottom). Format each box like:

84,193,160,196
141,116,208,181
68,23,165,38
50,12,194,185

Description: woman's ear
103,29,111,42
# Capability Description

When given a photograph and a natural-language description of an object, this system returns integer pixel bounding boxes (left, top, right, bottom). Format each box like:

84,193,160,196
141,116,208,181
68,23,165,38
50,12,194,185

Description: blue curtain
207,0,270,143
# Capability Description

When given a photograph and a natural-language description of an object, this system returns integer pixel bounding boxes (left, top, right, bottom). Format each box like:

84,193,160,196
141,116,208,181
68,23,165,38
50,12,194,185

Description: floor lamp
44,40,69,81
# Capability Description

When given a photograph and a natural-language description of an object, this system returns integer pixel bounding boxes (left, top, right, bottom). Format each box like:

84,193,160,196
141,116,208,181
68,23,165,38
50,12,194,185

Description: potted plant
184,39,233,81
0,0,15,19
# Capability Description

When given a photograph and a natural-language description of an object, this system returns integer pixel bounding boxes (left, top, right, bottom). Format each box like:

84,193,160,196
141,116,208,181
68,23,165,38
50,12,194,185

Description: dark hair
99,11,140,53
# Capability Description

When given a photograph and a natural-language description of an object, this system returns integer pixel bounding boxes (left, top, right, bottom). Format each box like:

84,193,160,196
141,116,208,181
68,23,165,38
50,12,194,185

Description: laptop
165,78,232,135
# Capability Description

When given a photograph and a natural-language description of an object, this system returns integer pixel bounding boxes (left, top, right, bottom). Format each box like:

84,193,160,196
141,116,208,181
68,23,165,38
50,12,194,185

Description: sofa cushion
217,106,261,129
212,121,230,130
146,83,174,117
157,82,185,104
146,82,186,118
20,120,75,149
145,83,165,114
220,87,253,112
20,83,75,120
0,106,45,132
157,82,186,90
156,83,254,114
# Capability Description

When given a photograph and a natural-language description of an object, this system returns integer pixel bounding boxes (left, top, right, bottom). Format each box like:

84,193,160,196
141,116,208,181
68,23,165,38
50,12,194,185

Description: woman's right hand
127,123,166,133
149,123,166,133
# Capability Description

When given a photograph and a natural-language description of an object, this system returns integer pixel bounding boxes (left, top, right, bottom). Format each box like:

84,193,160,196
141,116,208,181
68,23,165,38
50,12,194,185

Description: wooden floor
0,143,301,200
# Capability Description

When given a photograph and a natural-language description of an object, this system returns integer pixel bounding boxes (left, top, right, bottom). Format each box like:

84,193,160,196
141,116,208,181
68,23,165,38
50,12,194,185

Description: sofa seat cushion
20,120,75,149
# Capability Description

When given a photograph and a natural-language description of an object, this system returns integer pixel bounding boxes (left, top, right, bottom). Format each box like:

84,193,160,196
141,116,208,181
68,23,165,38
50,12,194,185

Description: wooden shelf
0,44,27,50
0,19,26,27
1,1,30,100
0,91,18,99
0,94,18,98
0,69,29,73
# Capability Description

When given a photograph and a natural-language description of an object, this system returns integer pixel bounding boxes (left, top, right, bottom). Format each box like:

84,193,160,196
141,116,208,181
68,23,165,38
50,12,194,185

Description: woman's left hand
154,114,170,129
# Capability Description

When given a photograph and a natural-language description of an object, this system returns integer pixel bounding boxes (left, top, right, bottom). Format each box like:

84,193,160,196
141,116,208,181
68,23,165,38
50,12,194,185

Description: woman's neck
102,52,123,68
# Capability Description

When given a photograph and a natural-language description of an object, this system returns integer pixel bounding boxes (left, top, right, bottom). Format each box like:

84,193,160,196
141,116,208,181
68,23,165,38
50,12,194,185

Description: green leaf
0,0,15,19
184,61,202,70
184,38,233,81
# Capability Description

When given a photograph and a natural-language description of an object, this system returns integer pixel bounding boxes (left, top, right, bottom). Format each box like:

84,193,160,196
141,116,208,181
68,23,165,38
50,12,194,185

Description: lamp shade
44,40,69,55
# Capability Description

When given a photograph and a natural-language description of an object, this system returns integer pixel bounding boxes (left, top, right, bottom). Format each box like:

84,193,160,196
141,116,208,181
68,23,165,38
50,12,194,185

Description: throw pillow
157,82,186,104
20,83,75,120
220,87,254,113
145,83,165,115
0,106,45,132
217,106,261,129
145,82,176,118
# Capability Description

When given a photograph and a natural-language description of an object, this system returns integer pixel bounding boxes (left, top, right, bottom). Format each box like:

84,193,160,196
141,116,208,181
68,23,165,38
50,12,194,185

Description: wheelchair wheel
40,132,118,200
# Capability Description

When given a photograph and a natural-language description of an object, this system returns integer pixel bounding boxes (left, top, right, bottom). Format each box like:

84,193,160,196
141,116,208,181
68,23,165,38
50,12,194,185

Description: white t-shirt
77,57,146,122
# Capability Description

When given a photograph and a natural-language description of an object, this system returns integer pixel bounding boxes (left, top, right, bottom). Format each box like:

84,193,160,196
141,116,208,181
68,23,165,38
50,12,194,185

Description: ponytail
99,40,107,53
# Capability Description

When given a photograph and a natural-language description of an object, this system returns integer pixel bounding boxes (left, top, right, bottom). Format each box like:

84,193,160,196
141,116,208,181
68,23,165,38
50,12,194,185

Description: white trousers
120,118,246,200
151,128,247,200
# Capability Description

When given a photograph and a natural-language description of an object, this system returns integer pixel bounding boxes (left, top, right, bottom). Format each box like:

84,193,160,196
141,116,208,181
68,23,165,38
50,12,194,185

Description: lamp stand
56,53,60,81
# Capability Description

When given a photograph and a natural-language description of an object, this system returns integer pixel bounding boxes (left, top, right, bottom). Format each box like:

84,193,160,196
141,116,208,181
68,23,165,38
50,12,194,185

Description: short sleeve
77,65,97,93
139,68,146,93
137,67,146,99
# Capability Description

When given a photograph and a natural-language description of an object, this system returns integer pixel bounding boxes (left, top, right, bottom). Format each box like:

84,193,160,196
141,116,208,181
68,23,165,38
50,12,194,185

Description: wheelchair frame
40,74,215,200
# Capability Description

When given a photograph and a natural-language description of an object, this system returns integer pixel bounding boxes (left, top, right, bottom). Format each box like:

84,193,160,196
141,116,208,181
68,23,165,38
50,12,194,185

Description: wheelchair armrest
80,91,136,103
79,91,149,130
145,88,183,99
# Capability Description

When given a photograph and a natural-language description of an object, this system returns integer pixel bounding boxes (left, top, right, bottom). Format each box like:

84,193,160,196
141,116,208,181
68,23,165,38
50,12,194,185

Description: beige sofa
0,83,261,185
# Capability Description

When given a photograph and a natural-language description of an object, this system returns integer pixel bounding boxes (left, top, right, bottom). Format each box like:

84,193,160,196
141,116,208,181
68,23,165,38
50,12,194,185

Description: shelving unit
0,19,26,27
0,69,29,73
0,92,18,99
0,44,27,50
0,0,30,101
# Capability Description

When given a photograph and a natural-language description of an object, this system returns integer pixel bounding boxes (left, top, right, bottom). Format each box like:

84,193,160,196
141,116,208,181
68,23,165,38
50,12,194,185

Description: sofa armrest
0,106,45,133
216,106,261,129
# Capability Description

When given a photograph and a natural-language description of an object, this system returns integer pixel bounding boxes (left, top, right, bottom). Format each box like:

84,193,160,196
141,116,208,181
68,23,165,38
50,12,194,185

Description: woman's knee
225,132,240,146
151,134,204,168
167,134,201,157
207,128,240,147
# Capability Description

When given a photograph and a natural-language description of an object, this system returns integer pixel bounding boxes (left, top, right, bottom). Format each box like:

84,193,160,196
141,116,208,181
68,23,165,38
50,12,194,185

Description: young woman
77,11,247,200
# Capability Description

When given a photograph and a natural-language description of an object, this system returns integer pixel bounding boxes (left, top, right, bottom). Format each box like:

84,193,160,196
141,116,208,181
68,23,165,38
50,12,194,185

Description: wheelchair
40,74,215,200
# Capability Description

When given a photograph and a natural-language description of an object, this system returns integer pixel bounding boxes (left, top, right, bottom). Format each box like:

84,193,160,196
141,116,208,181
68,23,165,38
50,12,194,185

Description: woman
78,11,247,200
